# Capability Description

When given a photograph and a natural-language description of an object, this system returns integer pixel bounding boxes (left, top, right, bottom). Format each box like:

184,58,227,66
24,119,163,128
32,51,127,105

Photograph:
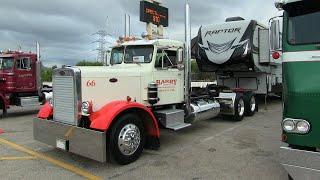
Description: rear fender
89,101,160,138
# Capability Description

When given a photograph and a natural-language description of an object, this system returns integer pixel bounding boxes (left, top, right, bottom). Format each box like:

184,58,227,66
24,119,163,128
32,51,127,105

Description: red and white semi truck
33,1,280,164
0,43,51,118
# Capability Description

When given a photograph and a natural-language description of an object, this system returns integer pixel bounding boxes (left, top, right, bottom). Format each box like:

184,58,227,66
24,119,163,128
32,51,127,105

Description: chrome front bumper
280,146,320,180
33,118,106,162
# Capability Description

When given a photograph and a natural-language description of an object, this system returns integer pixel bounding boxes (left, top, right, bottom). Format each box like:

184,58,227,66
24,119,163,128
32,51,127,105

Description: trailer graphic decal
199,38,249,55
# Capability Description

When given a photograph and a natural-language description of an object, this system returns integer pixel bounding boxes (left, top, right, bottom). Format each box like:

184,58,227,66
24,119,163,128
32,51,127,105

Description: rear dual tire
232,96,245,121
245,94,257,116
108,113,145,165
228,93,257,121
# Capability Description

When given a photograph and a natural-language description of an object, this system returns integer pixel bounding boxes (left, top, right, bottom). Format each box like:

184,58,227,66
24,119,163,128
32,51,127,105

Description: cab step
166,122,191,131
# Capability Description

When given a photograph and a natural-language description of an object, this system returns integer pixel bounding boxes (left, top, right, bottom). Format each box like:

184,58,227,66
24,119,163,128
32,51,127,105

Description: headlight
283,119,295,132
81,101,92,115
296,121,310,134
282,118,311,134
48,98,54,107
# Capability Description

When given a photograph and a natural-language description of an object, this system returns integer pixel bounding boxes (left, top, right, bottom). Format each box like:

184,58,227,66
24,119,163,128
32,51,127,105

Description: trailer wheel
233,96,245,121
245,95,257,116
108,113,145,165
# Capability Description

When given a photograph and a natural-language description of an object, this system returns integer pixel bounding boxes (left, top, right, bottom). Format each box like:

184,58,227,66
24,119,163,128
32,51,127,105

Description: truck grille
53,68,81,125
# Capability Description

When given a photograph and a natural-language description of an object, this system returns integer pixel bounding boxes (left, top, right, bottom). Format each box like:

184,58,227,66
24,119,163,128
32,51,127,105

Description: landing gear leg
264,94,268,110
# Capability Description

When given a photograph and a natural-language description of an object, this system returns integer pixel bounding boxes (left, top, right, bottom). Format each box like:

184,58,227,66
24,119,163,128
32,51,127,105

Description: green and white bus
275,0,320,179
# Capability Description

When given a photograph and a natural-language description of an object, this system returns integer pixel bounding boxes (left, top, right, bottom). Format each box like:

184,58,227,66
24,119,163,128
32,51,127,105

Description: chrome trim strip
280,146,320,179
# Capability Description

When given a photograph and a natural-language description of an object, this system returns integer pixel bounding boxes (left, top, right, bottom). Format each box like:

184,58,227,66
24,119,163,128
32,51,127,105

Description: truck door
15,57,36,92
153,49,184,105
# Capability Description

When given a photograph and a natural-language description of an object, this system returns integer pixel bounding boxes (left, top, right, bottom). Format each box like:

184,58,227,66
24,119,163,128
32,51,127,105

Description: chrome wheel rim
238,99,245,116
118,124,141,156
250,96,256,112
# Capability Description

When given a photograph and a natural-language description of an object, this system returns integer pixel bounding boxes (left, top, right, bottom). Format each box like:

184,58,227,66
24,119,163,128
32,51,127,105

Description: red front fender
89,101,160,137
37,102,53,119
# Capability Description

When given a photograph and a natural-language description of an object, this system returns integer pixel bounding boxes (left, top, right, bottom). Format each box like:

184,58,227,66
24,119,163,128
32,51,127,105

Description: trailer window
287,6,320,45
16,58,31,70
0,58,14,70
124,45,154,63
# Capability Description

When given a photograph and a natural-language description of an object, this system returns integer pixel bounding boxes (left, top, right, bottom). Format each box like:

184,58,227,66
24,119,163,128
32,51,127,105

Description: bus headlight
81,101,92,115
48,98,54,107
282,118,311,134
283,119,295,132
296,121,310,134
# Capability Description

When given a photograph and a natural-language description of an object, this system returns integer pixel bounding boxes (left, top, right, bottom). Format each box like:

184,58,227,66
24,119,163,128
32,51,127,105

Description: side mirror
177,48,184,70
270,19,281,50
177,48,184,63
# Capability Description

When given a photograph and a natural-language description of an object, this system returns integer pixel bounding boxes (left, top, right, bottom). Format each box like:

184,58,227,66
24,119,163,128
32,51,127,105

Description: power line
92,17,113,65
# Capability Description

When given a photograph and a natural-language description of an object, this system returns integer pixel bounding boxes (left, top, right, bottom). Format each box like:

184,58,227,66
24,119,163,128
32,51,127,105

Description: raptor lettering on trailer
205,28,241,37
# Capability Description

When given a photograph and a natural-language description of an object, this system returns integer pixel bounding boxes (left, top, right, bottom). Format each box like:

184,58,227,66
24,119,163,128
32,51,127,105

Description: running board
166,122,191,131
154,109,191,131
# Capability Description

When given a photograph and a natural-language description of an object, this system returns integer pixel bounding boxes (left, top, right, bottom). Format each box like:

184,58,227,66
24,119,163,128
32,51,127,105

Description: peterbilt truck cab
34,37,258,164
275,0,320,179
0,48,46,118
34,1,273,165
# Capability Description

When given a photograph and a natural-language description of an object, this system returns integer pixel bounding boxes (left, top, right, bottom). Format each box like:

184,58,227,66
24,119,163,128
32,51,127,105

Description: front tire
108,113,145,165
0,100,6,119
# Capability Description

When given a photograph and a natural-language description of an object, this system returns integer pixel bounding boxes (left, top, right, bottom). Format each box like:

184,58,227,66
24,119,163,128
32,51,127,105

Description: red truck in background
0,43,51,118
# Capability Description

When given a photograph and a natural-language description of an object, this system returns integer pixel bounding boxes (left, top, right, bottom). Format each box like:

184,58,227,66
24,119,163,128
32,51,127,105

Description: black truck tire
108,113,145,165
233,96,245,121
0,99,6,119
245,94,258,116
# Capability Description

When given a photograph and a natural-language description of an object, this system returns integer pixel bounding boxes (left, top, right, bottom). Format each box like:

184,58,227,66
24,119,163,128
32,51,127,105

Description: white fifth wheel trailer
192,17,282,96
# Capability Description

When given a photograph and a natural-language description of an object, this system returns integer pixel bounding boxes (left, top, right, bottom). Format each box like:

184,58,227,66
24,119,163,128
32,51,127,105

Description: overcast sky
0,0,282,67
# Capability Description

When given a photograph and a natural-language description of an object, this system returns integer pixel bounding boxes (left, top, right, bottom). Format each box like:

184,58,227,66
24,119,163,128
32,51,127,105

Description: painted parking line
0,138,102,180
0,156,37,160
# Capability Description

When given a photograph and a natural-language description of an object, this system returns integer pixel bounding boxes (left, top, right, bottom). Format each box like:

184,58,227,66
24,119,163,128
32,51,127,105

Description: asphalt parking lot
0,98,287,180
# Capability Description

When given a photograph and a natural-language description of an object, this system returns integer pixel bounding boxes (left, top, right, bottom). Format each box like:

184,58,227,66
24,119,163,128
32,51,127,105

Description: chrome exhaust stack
36,42,42,96
184,0,192,115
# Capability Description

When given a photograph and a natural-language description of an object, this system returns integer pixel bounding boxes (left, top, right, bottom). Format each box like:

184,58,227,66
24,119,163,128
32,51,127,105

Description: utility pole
92,17,113,66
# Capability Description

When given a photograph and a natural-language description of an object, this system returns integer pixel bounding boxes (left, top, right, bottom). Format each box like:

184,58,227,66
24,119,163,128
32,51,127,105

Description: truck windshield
0,58,14,70
287,6,320,45
124,45,153,63
110,45,154,64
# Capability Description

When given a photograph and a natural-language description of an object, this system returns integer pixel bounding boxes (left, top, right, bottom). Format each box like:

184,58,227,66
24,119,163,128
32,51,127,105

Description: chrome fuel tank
186,99,220,123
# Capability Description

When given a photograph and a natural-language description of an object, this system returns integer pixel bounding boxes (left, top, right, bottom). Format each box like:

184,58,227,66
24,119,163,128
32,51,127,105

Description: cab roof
282,0,301,5
119,39,184,48
0,51,36,58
